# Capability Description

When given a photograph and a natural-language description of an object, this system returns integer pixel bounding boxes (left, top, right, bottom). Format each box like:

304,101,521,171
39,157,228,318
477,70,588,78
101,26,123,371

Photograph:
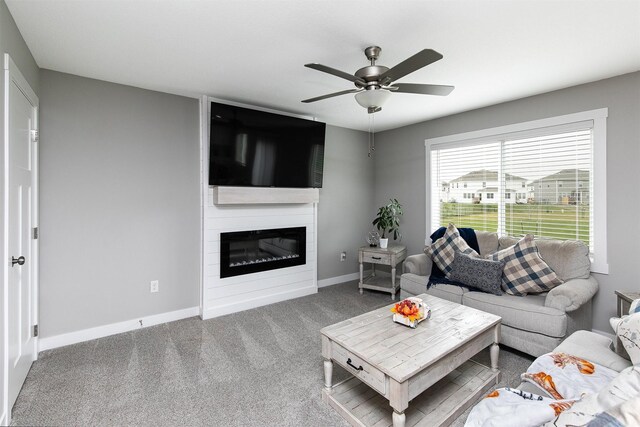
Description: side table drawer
332,343,386,395
362,252,391,265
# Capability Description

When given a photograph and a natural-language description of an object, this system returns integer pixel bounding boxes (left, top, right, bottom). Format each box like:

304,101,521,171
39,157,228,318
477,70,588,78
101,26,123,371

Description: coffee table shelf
322,360,499,427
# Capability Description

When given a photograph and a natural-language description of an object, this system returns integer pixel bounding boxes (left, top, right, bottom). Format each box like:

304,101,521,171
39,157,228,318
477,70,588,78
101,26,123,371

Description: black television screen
209,102,326,188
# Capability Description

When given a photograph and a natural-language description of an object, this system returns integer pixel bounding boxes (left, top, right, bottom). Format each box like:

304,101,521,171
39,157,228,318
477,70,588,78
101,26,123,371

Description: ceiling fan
302,46,454,113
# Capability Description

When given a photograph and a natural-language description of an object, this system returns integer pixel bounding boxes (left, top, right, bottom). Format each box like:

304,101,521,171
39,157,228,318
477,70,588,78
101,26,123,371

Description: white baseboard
317,270,377,288
318,272,361,288
203,285,317,319
38,306,200,352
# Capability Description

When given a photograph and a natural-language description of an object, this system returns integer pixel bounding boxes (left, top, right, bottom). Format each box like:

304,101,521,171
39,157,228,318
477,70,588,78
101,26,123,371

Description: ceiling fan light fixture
355,88,391,112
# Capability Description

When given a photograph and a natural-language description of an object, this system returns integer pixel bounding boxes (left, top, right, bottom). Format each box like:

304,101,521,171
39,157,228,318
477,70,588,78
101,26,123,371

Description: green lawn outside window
439,202,590,246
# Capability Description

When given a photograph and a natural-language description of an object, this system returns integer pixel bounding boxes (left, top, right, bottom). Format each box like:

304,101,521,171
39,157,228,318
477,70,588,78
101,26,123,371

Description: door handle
11,256,25,266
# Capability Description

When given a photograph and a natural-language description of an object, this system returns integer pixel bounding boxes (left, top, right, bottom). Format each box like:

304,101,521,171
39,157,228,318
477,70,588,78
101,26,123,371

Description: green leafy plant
372,198,403,240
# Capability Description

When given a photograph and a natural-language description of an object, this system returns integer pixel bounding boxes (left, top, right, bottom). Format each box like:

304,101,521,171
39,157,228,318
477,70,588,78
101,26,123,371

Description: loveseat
400,231,598,356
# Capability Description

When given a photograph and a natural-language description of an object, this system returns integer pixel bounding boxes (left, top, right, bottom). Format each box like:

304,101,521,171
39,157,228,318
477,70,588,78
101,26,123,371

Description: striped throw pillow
425,223,479,277
489,234,563,296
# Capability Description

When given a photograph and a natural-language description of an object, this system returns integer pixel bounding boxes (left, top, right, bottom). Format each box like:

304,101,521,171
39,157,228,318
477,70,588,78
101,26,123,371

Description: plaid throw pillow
425,224,479,277
489,234,563,296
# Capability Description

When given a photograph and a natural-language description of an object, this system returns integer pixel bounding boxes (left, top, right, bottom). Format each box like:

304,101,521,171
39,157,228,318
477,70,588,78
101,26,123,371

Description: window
427,109,608,273
464,183,467,188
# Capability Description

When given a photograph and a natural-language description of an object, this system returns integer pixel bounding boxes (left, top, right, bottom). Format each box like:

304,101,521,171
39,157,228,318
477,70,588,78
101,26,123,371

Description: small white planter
379,238,389,249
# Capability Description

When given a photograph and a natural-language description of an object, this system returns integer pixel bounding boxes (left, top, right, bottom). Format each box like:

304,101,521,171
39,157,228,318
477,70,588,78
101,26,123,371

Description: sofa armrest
402,253,433,276
545,275,598,313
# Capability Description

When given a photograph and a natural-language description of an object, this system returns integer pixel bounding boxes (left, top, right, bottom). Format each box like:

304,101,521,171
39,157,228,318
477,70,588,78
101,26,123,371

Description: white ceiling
6,0,640,132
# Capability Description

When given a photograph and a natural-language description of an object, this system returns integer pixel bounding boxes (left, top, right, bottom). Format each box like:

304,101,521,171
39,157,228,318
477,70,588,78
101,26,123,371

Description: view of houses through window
431,129,592,249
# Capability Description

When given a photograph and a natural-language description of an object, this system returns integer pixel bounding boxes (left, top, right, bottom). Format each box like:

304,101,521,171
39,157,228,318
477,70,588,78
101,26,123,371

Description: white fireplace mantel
212,186,319,205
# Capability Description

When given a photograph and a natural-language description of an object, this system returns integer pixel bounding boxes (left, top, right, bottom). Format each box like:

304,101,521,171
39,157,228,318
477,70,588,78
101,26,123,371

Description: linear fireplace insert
220,226,306,278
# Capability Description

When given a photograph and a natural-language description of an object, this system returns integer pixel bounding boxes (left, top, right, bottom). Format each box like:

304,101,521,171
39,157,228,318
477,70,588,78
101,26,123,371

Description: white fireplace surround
199,97,319,319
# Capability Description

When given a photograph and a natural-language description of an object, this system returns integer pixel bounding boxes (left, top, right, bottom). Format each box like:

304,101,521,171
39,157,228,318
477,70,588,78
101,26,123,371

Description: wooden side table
615,290,640,316
358,245,407,299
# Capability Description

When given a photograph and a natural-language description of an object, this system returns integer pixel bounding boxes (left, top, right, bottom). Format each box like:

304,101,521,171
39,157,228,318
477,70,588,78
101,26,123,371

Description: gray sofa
400,231,598,357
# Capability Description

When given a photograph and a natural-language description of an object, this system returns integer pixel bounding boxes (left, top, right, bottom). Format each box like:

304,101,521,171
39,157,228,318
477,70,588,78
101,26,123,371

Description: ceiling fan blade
305,63,365,85
301,89,362,103
388,83,454,96
379,49,443,84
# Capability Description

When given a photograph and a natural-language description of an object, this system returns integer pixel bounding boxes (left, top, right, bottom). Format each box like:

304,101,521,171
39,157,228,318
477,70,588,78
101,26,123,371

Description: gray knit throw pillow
449,252,504,295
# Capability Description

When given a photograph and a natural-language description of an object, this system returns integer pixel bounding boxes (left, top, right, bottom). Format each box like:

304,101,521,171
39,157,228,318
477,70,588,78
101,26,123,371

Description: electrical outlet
150,280,159,293
340,251,347,262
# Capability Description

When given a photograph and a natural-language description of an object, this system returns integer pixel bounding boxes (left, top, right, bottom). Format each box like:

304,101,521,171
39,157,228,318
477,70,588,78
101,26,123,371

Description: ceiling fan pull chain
368,114,374,157
372,113,375,153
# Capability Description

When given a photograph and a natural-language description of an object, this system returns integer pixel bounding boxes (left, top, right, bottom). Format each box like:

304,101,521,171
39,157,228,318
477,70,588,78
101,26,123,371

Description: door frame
2,53,39,424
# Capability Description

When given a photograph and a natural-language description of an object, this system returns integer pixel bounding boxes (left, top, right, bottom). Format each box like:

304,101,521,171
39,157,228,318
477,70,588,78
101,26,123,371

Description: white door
5,54,38,413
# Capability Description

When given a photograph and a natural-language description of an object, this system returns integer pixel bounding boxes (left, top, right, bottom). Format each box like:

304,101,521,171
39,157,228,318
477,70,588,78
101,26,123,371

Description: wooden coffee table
321,294,501,427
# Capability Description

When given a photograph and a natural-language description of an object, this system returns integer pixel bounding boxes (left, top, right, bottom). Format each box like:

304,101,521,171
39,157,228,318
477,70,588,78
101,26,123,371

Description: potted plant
372,198,403,249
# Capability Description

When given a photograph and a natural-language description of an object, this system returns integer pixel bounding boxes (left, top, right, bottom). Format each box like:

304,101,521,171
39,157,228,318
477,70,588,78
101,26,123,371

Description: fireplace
220,226,306,278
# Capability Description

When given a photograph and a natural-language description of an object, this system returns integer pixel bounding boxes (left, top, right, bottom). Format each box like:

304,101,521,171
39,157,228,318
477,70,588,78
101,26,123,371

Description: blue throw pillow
448,252,504,295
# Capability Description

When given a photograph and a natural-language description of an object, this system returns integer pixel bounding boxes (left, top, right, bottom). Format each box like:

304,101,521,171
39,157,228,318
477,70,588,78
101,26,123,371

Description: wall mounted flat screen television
209,102,326,188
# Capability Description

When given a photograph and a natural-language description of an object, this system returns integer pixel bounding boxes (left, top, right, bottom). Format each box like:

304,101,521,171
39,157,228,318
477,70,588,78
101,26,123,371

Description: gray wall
39,70,200,338
0,0,39,418
318,126,373,280
373,71,640,333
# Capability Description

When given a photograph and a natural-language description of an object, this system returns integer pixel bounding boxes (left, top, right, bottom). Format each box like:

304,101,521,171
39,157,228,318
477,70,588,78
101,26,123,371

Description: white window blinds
503,129,592,248
430,124,594,251
430,142,500,232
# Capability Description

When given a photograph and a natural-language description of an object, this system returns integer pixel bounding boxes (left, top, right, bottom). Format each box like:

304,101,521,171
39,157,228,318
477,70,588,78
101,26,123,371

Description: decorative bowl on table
391,297,431,329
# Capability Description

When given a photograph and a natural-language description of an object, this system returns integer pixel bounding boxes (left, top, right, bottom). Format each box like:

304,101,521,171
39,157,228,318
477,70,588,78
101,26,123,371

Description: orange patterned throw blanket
522,372,563,399
550,353,595,375
520,352,615,401
464,352,619,427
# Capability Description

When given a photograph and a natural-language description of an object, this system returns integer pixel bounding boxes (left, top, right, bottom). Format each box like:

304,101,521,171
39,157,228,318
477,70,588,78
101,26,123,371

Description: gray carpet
11,281,533,426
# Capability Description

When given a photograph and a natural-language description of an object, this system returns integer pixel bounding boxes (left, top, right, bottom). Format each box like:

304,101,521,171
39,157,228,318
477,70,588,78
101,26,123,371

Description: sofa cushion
424,283,469,304
448,252,504,295
425,223,479,277
498,236,590,281
476,230,499,256
554,330,631,373
490,234,563,296
463,291,567,338
400,273,427,297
